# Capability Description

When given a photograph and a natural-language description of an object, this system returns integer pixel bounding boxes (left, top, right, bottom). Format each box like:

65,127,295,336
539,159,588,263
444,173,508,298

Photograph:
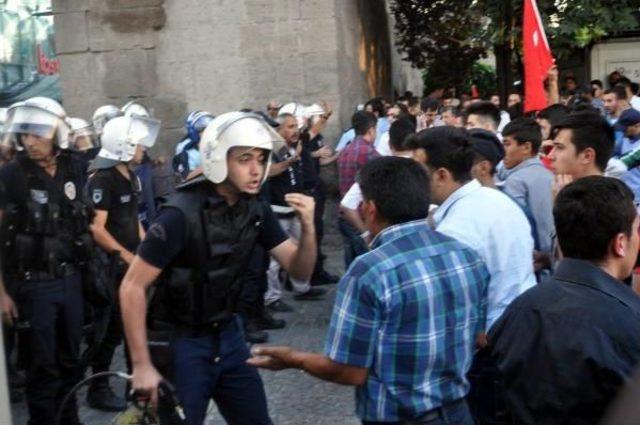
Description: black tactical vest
1,152,93,281
151,177,263,327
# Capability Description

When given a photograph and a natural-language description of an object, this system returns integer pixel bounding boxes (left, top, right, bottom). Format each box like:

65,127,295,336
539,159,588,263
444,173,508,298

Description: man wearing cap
0,97,92,424
120,112,317,424
85,115,156,411
615,108,640,200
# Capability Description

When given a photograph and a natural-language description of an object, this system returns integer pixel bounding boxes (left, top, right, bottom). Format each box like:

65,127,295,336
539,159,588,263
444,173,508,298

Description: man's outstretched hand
247,346,299,371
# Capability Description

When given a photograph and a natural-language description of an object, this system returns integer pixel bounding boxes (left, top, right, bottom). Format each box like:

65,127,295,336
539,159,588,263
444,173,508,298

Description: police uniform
86,166,141,384
0,151,92,425
140,176,287,424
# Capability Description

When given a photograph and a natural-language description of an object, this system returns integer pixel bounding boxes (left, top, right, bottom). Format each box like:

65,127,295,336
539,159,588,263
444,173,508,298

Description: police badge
64,181,77,200
92,189,103,204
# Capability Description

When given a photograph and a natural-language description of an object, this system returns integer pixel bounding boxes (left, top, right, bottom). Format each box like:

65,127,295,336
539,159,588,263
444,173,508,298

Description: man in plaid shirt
250,157,489,425
337,110,380,268
337,110,380,196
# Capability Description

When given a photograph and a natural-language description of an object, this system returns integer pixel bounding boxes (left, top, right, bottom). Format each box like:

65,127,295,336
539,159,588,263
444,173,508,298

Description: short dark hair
464,101,500,130
359,157,430,225
408,96,420,109
605,86,627,100
365,98,385,117
554,176,637,262
502,117,542,153
551,111,614,172
564,76,577,83
388,117,416,151
409,126,475,182
352,111,377,136
537,104,569,126
590,79,604,89
420,97,440,112
469,129,504,174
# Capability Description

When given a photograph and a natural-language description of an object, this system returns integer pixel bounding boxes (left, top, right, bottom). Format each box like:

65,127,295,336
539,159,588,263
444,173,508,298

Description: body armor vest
151,177,263,327
1,152,93,282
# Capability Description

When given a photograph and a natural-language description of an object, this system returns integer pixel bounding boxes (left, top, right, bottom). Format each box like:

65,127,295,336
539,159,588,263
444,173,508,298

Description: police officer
85,115,158,411
174,110,214,179
0,97,92,425
68,117,101,164
120,111,318,424
92,104,123,138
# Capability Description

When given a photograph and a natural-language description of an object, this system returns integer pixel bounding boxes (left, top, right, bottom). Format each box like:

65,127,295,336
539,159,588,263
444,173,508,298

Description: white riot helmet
93,115,160,169
121,101,151,118
92,105,123,136
278,102,308,129
200,111,284,184
3,97,70,150
0,108,7,136
68,117,99,151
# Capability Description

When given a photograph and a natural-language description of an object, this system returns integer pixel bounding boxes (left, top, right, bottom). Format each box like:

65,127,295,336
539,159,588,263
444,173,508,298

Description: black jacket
488,258,640,425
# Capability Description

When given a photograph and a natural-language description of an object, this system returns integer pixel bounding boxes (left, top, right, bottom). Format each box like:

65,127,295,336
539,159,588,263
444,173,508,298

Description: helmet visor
6,105,60,140
128,116,160,148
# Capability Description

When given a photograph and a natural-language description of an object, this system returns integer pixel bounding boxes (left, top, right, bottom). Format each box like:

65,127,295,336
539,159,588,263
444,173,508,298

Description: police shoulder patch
92,189,103,204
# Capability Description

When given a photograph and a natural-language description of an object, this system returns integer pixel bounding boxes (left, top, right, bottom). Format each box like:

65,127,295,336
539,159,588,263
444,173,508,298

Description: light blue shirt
175,138,201,171
434,180,536,329
335,128,355,152
500,157,555,253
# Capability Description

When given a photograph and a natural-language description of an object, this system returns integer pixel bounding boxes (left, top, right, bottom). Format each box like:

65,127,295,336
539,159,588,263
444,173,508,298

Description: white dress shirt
434,179,536,329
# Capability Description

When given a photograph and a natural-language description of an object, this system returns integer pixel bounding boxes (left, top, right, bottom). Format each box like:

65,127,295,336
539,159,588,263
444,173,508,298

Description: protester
469,129,505,188
614,108,640,199
603,85,630,126
548,111,614,194
463,101,501,134
249,156,489,425
489,176,640,424
416,97,440,131
441,105,463,128
337,111,379,268
500,118,554,263
340,117,417,233
408,126,536,424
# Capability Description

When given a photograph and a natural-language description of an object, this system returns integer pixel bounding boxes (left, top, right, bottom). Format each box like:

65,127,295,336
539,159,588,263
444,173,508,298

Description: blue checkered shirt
324,220,489,422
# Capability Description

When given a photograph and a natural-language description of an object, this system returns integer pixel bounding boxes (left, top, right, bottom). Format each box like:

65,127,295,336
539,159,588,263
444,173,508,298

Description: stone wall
52,0,420,156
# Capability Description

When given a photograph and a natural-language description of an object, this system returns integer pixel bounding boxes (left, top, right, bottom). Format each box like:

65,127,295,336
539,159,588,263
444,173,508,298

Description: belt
172,318,236,338
403,398,468,424
21,262,79,282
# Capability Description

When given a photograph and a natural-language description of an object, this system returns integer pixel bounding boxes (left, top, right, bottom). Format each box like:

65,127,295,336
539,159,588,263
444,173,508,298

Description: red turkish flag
523,0,554,113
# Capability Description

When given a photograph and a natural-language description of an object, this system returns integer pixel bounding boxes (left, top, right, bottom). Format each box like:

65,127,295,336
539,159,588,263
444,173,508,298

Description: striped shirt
324,220,489,422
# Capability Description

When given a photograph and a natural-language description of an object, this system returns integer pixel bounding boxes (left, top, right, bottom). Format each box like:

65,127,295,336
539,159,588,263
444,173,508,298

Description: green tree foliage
390,0,640,93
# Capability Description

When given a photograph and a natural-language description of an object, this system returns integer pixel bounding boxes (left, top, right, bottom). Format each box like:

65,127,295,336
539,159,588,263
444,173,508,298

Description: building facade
51,0,422,154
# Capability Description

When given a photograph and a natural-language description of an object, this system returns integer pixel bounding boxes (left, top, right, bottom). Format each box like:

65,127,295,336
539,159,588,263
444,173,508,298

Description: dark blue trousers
337,216,368,269
16,273,84,425
171,316,272,425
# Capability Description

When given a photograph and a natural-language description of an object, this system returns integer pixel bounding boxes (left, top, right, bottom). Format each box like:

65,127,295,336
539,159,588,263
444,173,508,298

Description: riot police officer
120,111,318,424
85,115,159,411
0,97,92,425
92,104,123,138
68,117,101,165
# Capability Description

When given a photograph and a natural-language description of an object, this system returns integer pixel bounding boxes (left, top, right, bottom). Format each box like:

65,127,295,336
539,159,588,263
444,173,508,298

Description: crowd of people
1,66,640,425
